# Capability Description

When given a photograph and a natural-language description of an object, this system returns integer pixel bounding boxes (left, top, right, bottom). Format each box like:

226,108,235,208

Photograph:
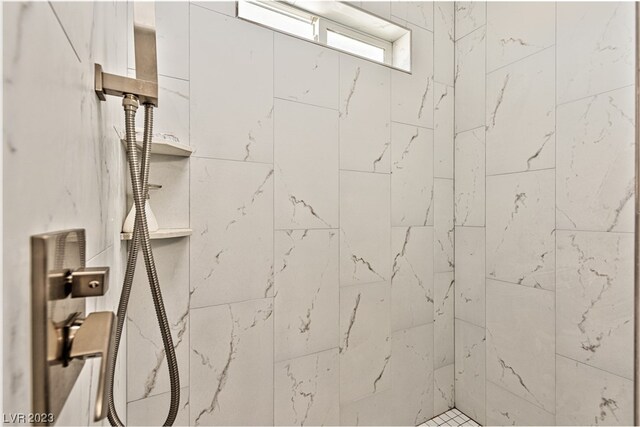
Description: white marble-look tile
557,2,635,104
190,7,273,162
190,299,274,426
455,2,486,41
556,355,633,426
454,127,485,227
340,171,391,286
127,239,190,401
455,26,485,133
434,83,454,179
357,1,391,20
434,272,454,369
274,229,339,362
486,48,555,175
392,324,435,425
454,319,486,425
434,179,454,273
146,75,190,149
392,24,434,128
340,390,392,426
339,282,391,404
4,1,128,417
486,279,555,413
392,123,434,226
486,2,555,72
434,3,455,86
275,99,338,229
486,169,555,290
275,33,339,109
127,387,190,427
274,349,340,426
556,231,633,380
556,87,635,233
434,364,455,416
144,154,189,230
454,227,485,327
391,2,433,31
391,226,434,332
191,1,236,17
190,158,273,307
486,381,555,426
339,54,391,173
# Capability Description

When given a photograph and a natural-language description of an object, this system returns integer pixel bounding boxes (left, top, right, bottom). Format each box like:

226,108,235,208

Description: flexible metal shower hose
107,95,180,426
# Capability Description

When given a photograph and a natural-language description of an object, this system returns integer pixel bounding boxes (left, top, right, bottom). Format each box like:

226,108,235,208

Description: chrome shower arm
94,2,159,106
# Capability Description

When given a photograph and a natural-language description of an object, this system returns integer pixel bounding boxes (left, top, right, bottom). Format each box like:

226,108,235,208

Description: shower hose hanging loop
107,94,180,427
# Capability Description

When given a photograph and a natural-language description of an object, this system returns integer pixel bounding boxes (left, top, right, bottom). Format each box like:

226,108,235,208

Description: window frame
236,0,412,73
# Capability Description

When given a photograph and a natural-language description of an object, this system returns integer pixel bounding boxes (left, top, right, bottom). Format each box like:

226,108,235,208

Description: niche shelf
117,128,194,157
120,228,192,241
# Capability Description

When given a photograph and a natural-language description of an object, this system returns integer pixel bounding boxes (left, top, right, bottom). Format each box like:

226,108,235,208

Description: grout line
555,353,634,382
486,44,556,76
485,166,555,178
47,1,82,63
483,1,488,421
556,83,635,107
273,96,339,112
553,3,558,423
484,276,555,293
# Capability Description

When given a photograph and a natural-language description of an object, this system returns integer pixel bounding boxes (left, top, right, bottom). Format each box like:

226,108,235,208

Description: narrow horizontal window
237,0,411,72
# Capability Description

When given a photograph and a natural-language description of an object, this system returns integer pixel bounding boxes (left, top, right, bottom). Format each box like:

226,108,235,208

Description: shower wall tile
191,1,236,17
356,1,391,20
127,239,190,401
391,1,433,31
485,2,555,72
340,390,392,426
154,75,190,148
434,3,455,86
556,355,633,426
455,2,486,41
146,155,190,229
4,1,128,417
433,364,455,415
454,127,485,227
190,7,274,163
391,23,434,128
339,171,391,286
486,48,555,175
391,324,435,425
274,33,339,110
486,279,555,413
274,99,339,229
434,272,454,368
339,282,391,404
127,387,190,427
434,178,454,272
486,382,555,426
486,169,555,290
190,298,274,426
556,87,635,233
391,226,434,332
454,319,486,425
391,123,434,226
190,158,273,308
339,54,391,174
454,227,485,328
274,229,339,362
557,2,635,104
274,349,340,426
556,231,634,380
455,26,485,133
434,83,454,179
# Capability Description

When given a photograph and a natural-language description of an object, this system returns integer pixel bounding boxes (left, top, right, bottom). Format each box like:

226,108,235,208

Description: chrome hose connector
122,94,139,111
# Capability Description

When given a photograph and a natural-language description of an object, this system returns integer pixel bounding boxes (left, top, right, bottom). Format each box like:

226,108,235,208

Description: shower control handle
68,311,116,421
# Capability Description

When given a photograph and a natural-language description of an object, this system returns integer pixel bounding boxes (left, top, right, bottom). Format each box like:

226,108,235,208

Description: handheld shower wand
95,3,181,426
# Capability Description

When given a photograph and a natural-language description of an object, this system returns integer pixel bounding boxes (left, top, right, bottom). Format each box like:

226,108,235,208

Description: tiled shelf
120,228,192,241
119,138,193,157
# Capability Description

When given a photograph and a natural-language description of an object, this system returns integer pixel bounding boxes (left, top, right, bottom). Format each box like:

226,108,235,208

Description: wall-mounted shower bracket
94,64,158,107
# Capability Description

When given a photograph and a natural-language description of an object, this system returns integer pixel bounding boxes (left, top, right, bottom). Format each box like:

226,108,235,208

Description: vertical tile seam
483,1,487,422
553,1,558,422
271,28,276,427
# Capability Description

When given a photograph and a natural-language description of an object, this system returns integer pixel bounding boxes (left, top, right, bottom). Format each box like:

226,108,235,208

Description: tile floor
422,408,480,426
